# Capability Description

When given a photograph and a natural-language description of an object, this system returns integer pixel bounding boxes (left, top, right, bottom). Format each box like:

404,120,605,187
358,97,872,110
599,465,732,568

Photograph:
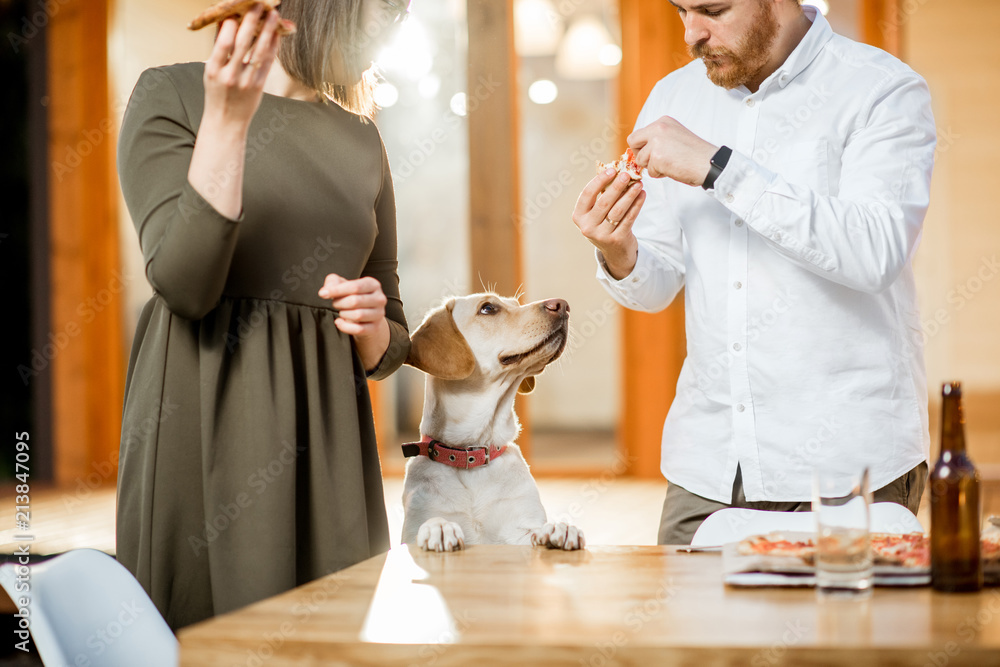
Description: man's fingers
627,126,650,153
604,181,643,226
615,189,646,235
574,168,620,217
592,172,635,221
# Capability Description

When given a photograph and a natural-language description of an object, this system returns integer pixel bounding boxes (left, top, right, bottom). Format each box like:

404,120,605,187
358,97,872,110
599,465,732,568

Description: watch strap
702,145,733,190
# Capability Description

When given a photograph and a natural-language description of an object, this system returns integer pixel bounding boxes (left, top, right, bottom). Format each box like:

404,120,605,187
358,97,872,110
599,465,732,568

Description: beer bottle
930,381,983,592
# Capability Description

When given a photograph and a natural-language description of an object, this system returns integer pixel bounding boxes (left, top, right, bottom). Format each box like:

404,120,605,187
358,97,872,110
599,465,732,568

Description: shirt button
725,193,735,203
745,98,755,108
733,342,742,351
773,232,782,241
736,404,746,412
735,219,744,227
733,281,742,289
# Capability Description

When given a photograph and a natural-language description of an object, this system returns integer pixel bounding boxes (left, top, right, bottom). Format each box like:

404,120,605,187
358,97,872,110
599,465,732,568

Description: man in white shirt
572,0,936,544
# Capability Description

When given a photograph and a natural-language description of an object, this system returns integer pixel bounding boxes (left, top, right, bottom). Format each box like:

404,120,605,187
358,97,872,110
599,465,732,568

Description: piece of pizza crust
597,147,642,182
188,0,296,35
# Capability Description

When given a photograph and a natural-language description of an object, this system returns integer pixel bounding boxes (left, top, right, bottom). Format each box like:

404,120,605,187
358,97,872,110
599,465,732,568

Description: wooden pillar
617,0,690,478
861,0,901,58
47,0,124,487
466,0,531,458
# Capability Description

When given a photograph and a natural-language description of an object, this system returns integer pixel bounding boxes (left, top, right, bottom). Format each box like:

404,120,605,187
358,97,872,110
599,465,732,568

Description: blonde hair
276,0,378,117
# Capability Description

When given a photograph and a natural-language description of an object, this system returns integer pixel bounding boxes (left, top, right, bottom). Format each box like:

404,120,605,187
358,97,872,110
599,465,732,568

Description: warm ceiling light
514,0,564,56
599,43,622,67
555,16,619,80
528,79,558,104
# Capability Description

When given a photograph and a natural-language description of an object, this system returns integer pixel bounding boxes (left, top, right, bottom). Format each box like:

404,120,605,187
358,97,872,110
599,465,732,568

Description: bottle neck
940,394,967,454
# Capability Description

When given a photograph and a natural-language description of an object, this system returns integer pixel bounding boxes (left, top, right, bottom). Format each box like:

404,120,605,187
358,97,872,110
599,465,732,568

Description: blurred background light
555,15,619,80
376,18,435,81
527,79,559,104
373,82,400,108
449,92,467,116
514,0,564,56
598,43,622,67
417,73,441,99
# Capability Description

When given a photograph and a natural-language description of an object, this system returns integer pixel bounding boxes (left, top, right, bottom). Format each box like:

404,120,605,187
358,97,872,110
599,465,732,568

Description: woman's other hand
319,274,392,372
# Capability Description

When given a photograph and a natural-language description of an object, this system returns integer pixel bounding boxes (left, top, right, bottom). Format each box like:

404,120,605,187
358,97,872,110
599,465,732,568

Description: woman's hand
319,274,391,372
571,168,645,280
187,6,283,219
203,5,282,128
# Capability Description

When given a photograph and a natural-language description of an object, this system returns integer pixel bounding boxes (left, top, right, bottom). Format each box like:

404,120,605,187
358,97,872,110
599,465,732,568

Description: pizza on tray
737,532,930,568
738,531,998,571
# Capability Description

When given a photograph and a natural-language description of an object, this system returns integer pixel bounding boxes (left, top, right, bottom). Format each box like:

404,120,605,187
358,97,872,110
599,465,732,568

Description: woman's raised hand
188,4,283,219
203,5,282,128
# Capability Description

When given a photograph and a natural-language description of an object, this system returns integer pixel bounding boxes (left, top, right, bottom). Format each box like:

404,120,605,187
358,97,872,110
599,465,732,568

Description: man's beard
690,0,779,89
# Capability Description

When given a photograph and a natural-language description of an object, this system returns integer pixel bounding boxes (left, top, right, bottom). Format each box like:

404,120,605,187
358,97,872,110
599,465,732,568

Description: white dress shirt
597,6,936,502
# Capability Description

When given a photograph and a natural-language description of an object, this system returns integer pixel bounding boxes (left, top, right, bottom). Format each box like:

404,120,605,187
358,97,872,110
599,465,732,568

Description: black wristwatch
701,145,732,190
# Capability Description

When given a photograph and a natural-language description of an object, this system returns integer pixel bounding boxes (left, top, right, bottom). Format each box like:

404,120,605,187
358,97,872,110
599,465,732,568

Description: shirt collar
769,4,834,90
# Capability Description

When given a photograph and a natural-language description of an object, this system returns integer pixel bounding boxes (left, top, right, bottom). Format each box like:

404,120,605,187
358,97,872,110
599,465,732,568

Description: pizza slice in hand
597,148,642,182
188,0,297,35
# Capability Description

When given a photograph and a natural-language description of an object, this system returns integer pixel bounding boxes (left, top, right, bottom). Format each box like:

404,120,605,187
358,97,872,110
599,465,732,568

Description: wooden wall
47,0,124,487
902,0,1000,464
616,1,690,478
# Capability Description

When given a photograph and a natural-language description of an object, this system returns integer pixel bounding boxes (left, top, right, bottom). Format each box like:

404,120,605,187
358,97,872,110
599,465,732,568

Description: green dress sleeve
117,67,243,321
363,139,410,381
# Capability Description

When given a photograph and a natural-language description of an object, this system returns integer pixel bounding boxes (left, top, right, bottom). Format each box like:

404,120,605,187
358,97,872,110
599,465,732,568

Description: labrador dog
401,293,585,552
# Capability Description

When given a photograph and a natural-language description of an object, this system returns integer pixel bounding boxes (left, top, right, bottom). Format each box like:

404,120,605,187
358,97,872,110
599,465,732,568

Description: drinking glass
812,467,873,598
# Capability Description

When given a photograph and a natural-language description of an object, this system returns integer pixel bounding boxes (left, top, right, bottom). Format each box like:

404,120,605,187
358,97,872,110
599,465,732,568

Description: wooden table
178,545,1000,666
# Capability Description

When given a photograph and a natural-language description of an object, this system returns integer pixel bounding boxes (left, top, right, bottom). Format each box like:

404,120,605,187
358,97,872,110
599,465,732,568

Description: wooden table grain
178,545,1000,666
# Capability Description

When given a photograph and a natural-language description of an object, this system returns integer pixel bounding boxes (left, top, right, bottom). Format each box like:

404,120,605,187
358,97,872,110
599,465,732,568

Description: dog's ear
517,377,536,394
405,301,476,380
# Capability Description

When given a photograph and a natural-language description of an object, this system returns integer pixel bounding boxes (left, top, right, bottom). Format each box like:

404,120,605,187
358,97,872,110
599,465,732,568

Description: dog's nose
543,299,569,315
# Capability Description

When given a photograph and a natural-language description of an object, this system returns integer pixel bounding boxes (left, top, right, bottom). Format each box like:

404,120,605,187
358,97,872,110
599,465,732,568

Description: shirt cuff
707,149,772,221
594,245,655,305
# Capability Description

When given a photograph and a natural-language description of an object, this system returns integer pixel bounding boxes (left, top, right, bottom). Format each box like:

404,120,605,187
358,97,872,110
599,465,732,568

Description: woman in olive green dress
116,0,411,630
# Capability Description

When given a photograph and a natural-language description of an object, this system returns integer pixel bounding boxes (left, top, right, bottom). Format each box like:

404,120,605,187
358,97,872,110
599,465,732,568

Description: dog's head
405,293,570,393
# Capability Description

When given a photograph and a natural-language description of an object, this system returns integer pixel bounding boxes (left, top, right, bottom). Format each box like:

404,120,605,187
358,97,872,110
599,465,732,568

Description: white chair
0,549,177,666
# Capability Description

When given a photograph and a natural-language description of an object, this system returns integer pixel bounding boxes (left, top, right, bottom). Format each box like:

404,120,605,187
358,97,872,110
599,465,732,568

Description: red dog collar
401,435,507,469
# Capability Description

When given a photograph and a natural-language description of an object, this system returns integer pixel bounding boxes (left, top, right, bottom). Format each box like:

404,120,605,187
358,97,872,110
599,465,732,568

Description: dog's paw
530,522,586,550
416,517,465,552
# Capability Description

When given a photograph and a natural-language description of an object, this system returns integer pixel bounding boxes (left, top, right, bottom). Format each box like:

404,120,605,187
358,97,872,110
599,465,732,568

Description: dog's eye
478,303,499,315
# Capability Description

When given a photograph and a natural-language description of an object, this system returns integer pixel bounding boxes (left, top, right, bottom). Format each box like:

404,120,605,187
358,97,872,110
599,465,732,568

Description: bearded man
572,0,937,544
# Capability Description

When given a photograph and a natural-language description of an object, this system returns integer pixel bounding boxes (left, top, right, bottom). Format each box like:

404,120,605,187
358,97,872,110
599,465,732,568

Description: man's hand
628,116,718,186
571,169,645,280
